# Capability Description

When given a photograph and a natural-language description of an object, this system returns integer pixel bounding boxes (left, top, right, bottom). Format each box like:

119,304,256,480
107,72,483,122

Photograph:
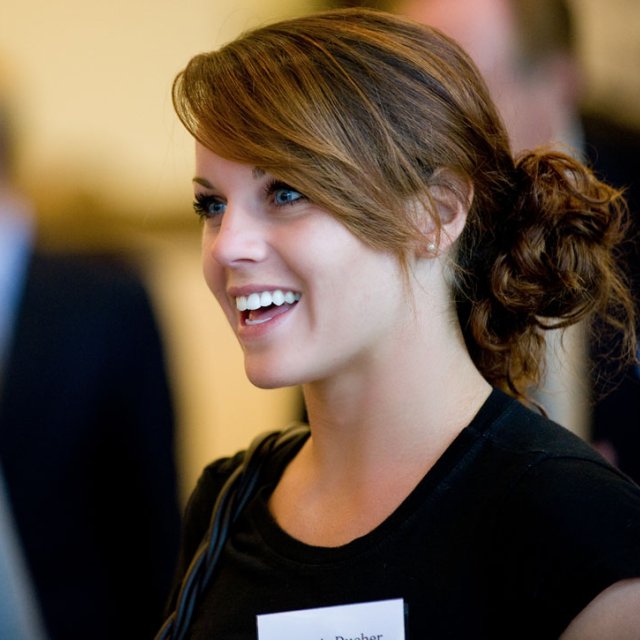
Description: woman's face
195,143,412,389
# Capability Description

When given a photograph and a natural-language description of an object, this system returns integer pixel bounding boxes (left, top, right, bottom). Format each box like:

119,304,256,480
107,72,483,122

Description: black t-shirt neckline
249,388,513,564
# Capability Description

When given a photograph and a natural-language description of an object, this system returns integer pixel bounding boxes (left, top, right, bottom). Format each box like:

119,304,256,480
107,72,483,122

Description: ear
420,170,473,257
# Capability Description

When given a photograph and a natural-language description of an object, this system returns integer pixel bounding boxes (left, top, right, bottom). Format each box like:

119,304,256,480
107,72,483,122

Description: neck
271,328,491,547
300,317,491,477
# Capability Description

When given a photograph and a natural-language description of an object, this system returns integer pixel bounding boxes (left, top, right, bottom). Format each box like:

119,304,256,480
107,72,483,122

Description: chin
244,364,299,390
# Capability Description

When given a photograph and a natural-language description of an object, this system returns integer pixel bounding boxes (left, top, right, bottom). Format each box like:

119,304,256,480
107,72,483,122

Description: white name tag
256,598,406,640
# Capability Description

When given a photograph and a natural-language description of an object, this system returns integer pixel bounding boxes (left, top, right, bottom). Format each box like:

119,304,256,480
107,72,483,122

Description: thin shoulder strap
155,423,310,640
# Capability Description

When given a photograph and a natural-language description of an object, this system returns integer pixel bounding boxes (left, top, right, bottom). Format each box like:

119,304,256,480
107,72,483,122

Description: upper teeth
236,290,301,312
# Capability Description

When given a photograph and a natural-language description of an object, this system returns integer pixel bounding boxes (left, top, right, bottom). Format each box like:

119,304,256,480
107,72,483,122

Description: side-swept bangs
173,9,503,259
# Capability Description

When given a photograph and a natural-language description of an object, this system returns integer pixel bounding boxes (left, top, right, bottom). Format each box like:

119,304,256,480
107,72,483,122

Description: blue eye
273,188,303,205
193,194,226,219
266,180,306,207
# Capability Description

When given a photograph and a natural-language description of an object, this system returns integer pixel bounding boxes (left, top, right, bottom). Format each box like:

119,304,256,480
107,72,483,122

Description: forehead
194,142,267,184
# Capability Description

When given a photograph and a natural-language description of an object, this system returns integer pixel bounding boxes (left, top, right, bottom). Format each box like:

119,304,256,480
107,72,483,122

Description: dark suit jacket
0,251,181,639
584,113,640,485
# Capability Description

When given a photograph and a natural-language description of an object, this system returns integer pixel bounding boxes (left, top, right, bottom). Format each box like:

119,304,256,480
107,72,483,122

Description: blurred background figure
398,0,582,152
325,0,640,483
0,464,48,640
0,75,182,638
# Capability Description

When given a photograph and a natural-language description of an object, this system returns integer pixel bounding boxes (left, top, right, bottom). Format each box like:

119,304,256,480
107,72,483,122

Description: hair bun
493,150,628,325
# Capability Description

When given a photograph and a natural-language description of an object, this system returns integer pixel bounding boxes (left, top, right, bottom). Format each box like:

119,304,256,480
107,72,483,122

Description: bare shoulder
560,579,640,639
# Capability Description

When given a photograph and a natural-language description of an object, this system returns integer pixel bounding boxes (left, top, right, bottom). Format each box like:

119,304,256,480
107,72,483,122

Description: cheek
201,243,226,302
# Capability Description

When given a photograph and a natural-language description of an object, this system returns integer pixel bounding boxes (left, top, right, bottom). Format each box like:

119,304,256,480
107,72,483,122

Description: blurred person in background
0,463,48,640
328,0,640,484
0,74,182,638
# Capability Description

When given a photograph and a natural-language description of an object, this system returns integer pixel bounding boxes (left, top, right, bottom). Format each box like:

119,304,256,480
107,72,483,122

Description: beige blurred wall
572,0,640,128
1,0,321,216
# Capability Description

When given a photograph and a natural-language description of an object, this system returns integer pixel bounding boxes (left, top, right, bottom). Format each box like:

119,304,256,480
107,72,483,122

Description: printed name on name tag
256,598,406,640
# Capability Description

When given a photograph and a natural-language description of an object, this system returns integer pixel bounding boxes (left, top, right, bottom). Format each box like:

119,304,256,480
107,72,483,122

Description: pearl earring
426,242,437,254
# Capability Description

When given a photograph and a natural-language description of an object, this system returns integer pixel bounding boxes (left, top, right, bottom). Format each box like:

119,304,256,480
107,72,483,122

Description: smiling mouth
235,290,301,326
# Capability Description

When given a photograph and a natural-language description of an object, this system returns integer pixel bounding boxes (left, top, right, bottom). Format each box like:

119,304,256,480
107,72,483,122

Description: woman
160,8,640,639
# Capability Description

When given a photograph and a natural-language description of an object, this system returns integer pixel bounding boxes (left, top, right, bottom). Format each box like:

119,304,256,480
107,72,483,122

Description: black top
171,389,640,639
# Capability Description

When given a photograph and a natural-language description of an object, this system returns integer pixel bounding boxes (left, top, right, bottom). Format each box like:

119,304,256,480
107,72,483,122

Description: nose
206,205,268,267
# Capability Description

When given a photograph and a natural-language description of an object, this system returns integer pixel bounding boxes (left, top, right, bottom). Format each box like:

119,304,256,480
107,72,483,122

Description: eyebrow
192,177,213,189
192,167,266,189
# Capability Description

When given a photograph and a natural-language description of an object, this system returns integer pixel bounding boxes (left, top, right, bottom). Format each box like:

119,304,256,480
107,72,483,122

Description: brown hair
172,7,635,400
